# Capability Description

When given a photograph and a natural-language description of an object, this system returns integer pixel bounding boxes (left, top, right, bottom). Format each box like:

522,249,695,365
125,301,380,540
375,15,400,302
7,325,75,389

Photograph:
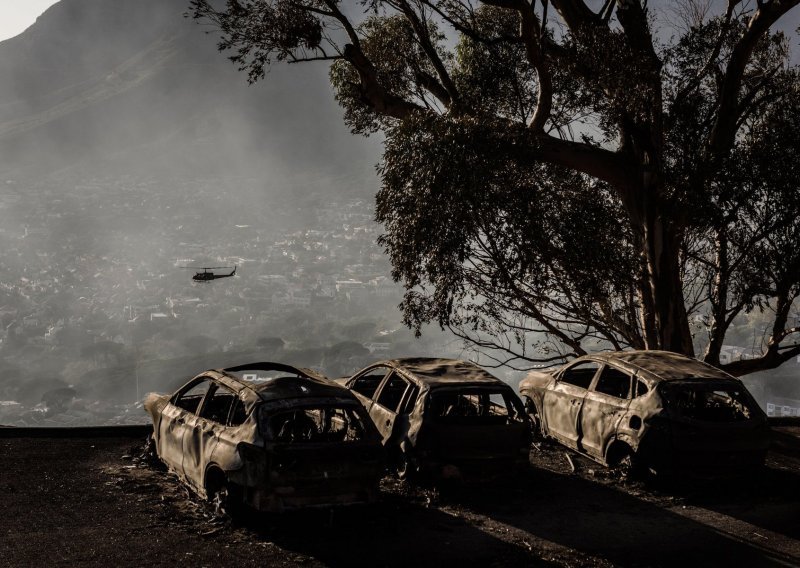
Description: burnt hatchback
342,358,531,481
144,362,384,513
519,351,770,477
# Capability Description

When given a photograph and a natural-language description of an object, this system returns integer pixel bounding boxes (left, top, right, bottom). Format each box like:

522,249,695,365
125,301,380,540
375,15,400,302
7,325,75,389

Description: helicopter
180,266,237,282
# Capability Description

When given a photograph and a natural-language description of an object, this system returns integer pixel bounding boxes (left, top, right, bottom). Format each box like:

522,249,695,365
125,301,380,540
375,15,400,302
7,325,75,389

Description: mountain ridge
0,0,379,187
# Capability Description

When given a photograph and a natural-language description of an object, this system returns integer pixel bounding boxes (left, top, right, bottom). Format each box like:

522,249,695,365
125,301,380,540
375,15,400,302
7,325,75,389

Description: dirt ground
2,427,799,567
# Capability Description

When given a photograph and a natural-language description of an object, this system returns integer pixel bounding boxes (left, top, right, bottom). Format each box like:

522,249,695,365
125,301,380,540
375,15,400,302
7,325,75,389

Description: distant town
0,175,464,426
0,175,797,426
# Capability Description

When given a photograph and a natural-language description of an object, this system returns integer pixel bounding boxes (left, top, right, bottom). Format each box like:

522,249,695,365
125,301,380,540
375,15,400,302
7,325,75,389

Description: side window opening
431,390,525,424
559,362,600,390
351,367,389,399
199,385,238,424
174,379,213,414
228,398,248,426
488,393,509,417
594,367,632,399
376,373,409,413
635,378,650,398
400,385,419,415
663,386,754,422
265,406,369,443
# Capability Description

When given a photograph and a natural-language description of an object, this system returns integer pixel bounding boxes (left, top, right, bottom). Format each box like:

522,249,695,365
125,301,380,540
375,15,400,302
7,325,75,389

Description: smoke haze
0,0,797,426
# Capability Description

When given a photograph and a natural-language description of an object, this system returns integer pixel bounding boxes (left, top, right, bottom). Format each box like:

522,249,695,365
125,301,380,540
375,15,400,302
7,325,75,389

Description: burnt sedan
144,362,384,514
341,358,531,481
519,351,770,477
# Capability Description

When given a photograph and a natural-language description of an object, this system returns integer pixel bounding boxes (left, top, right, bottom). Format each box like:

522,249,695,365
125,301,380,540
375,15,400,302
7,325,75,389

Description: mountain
0,0,379,186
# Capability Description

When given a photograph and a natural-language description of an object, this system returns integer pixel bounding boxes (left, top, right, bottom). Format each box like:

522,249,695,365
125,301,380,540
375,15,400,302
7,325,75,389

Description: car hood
520,369,556,391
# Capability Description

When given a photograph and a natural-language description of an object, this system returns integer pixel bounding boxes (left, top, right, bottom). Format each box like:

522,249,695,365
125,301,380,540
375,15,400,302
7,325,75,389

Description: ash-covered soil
2,429,799,567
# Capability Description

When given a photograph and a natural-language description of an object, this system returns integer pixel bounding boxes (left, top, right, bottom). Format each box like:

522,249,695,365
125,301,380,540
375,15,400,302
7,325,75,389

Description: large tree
190,0,800,374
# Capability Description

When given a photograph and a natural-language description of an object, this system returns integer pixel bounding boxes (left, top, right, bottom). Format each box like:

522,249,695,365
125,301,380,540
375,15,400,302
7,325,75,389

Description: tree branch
707,0,800,159
674,0,739,104
721,342,800,376
397,0,461,109
549,0,599,31
535,135,633,188
343,43,427,119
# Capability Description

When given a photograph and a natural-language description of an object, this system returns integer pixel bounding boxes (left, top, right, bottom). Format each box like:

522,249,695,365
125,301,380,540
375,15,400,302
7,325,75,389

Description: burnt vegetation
189,0,800,376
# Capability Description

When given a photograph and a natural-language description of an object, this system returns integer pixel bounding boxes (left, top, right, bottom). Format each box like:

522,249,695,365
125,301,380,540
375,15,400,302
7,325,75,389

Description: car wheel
142,433,156,458
207,472,242,519
394,448,415,481
615,448,644,480
524,398,543,440
211,485,236,518
140,433,164,469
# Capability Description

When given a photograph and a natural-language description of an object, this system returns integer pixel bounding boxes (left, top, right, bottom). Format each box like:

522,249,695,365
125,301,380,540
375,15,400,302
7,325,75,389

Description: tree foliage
190,0,800,375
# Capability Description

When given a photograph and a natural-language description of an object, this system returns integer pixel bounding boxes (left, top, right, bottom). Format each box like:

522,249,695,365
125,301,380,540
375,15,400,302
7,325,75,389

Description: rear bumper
660,448,767,477
246,479,381,512
235,441,385,512
643,440,769,478
640,418,771,478
419,454,530,481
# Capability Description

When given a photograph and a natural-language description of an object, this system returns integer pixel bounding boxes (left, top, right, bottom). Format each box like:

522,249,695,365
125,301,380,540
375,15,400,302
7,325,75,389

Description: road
2,426,799,567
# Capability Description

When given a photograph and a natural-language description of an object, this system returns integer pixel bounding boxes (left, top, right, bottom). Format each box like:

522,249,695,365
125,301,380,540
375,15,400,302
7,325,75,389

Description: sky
0,0,59,41
2,0,797,42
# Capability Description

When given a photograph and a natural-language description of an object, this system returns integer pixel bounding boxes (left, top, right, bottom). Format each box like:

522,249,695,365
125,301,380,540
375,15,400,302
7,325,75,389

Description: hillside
3,429,800,566
0,0,379,184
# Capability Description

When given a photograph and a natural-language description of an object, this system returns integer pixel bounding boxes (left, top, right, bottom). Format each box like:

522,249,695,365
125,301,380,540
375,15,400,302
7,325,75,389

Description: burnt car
144,362,384,513
341,358,531,480
519,350,770,477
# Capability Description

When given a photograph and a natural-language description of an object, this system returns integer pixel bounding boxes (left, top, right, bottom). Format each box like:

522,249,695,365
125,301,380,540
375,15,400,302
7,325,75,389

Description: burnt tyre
206,469,243,519
611,444,645,480
140,433,165,470
393,447,416,481
142,433,156,460
524,398,543,440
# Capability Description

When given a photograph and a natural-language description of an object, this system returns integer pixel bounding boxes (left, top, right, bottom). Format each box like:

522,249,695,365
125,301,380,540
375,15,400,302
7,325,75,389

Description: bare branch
673,1,738,104
707,0,800,159
397,0,461,109
343,43,427,119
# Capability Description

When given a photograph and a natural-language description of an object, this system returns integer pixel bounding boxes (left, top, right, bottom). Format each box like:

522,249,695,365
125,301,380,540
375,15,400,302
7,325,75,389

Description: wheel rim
618,454,632,477
616,451,641,480
211,485,230,517
525,399,541,436
395,450,411,480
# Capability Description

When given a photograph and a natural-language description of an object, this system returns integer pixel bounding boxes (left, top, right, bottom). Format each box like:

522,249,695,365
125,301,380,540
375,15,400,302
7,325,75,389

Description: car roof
582,350,734,382
195,362,356,410
379,358,508,389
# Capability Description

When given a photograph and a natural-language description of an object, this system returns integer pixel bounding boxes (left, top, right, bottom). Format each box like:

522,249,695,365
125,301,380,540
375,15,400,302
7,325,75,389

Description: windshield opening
429,389,525,424
662,383,755,422
260,406,370,444
228,369,309,385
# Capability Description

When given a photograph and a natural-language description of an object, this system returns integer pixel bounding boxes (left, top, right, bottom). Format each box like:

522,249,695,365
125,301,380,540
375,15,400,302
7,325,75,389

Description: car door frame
542,361,600,449
368,369,415,445
160,376,214,479
578,363,633,459
182,379,239,492
346,365,392,411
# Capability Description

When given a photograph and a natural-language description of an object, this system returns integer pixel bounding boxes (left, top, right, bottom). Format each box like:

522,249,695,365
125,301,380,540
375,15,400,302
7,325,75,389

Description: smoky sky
0,0,797,426
0,0,60,42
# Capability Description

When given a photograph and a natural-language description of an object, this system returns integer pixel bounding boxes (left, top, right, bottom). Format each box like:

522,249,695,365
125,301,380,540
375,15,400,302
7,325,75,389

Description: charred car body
342,358,531,480
519,351,770,477
144,362,384,513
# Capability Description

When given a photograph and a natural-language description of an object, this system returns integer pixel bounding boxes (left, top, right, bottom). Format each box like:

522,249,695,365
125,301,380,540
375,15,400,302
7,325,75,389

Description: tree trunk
703,231,729,366
623,172,693,356
641,210,694,356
